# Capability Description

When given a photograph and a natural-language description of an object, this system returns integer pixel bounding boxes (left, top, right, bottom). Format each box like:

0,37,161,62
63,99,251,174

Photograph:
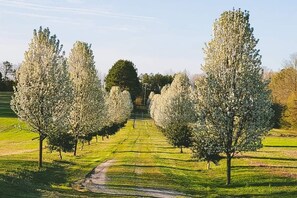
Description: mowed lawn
0,92,297,197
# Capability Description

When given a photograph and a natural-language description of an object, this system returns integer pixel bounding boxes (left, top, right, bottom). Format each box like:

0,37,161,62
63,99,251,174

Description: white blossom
11,27,72,167
68,41,105,155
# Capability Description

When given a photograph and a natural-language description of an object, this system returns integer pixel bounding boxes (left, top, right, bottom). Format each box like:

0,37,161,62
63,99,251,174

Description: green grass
0,92,297,197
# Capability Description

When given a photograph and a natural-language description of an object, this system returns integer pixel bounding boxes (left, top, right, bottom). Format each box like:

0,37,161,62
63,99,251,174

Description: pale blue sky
0,0,296,75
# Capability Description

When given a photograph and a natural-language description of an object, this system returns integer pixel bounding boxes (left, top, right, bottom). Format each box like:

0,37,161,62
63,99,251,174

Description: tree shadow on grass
0,174,42,197
157,157,196,163
187,172,297,196
0,159,69,197
114,150,176,154
236,155,297,162
264,145,297,148
114,164,201,172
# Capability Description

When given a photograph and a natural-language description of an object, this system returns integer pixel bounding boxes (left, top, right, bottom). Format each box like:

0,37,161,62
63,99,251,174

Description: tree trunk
226,153,231,185
96,135,98,142
59,150,62,160
74,138,78,156
102,136,104,141
88,141,90,145
81,141,84,150
38,135,43,169
207,161,210,170
180,146,183,153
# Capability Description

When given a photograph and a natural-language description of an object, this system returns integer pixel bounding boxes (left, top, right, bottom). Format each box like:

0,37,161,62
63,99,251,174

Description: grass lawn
0,92,297,197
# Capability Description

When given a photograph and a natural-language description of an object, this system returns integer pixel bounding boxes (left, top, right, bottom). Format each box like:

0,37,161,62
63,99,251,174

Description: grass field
0,92,297,197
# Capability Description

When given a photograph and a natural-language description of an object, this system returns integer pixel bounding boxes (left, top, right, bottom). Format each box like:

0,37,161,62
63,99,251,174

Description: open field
0,92,297,197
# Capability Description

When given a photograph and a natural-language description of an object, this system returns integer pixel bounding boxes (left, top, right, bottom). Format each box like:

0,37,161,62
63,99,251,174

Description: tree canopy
149,73,196,152
68,41,105,156
104,60,141,101
11,27,72,168
195,9,273,185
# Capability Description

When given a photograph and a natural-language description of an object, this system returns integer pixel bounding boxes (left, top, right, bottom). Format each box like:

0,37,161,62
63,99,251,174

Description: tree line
11,27,133,168
268,60,297,129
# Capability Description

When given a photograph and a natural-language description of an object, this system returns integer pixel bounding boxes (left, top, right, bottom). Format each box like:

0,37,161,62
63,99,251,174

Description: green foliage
269,67,297,105
284,92,297,128
105,60,141,101
269,67,297,129
47,131,75,159
164,124,192,153
271,103,288,129
0,80,15,91
191,126,222,167
140,73,173,94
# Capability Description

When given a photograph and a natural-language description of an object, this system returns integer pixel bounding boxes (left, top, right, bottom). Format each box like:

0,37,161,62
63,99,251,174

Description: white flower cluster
11,28,134,160
149,73,196,129
104,86,133,128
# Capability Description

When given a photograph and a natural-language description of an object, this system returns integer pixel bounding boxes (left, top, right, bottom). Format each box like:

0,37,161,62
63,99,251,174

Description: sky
0,0,297,76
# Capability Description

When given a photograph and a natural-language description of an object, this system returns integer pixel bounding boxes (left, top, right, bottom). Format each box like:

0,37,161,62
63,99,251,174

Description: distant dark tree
271,103,286,128
0,61,16,91
140,73,173,94
105,60,141,101
284,92,297,128
0,72,3,90
1,61,13,80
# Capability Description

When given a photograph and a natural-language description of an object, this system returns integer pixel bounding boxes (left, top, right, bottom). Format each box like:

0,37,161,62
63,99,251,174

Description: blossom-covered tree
147,91,155,108
105,87,133,136
11,27,72,168
150,73,196,152
68,41,105,156
196,9,273,185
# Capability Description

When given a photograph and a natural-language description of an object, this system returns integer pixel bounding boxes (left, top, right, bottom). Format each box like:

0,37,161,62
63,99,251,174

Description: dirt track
80,159,188,198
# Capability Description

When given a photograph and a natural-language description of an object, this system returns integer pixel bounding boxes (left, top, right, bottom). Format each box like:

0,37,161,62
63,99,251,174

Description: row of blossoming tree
149,9,273,185
11,27,133,168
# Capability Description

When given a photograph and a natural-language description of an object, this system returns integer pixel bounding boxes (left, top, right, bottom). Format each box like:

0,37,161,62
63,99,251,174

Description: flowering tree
150,73,196,152
109,87,132,127
147,91,155,108
11,27,72,168
196,9,273,185
98,87,133,139
121,90,134,121
68,41,105,156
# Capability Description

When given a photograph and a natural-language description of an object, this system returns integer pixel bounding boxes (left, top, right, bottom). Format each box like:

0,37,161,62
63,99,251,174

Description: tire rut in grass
79,159,189,197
